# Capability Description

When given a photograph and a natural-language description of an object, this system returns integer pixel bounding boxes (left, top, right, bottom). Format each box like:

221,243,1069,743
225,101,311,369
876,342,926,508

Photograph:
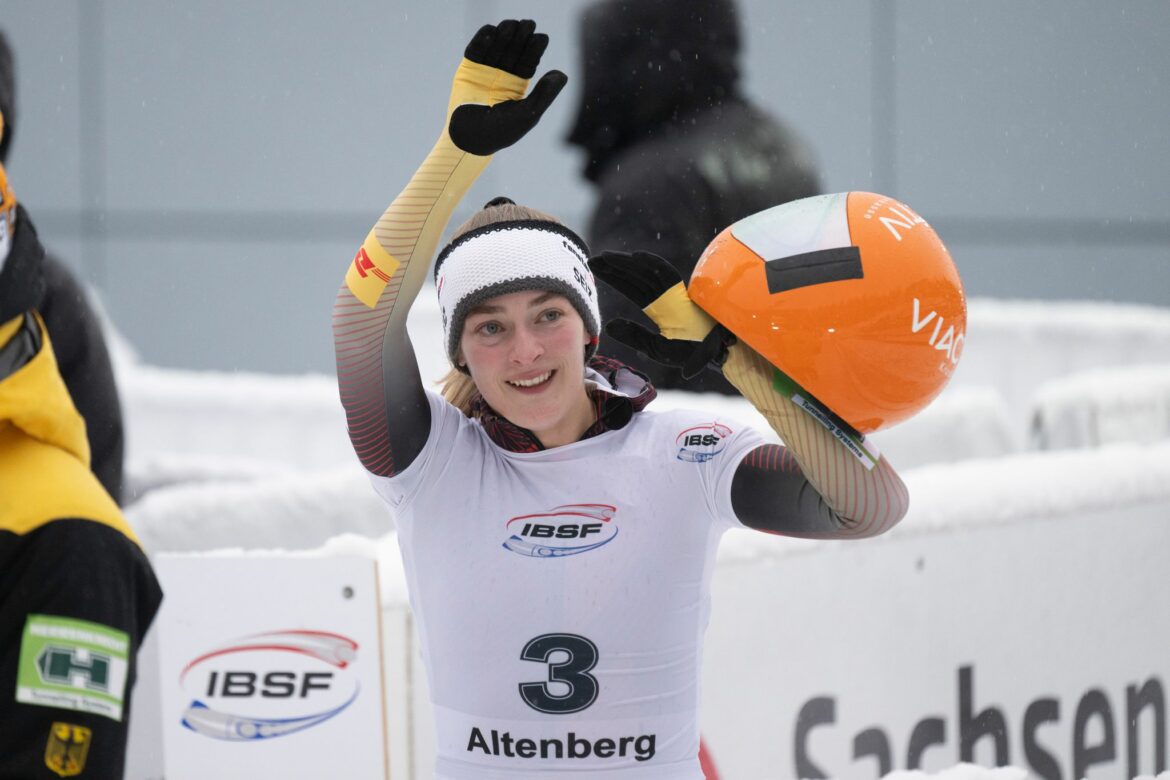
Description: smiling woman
436,204,599,448
331,18,909,780
458,288,594,449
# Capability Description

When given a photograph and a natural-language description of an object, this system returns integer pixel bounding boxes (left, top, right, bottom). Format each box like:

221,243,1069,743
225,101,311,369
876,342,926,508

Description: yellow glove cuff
446,59,530,123
643,282,719,341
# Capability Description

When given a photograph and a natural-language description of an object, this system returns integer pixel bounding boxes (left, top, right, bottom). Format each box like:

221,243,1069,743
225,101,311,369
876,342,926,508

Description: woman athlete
333,20,908,780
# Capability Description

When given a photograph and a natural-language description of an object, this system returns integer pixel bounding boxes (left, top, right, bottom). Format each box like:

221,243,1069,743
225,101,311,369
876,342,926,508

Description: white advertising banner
700,501,1168,780
155,555,388,779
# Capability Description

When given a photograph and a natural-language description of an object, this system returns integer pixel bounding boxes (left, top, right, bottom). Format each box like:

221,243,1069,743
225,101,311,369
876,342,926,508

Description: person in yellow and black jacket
0,130,161,778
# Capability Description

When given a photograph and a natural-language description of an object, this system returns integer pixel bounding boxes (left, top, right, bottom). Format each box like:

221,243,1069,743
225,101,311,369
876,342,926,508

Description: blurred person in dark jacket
567,0,822,393
1,29,125,503
0,141,161,779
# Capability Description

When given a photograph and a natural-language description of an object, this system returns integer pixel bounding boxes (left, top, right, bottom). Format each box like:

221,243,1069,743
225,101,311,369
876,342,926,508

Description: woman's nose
509,325,544,363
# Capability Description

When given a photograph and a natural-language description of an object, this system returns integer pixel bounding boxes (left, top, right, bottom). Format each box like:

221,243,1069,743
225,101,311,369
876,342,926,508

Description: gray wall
2,1,1168,373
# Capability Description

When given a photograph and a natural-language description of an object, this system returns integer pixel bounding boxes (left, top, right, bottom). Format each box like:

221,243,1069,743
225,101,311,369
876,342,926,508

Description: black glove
449,20,567,156
589,250,736,380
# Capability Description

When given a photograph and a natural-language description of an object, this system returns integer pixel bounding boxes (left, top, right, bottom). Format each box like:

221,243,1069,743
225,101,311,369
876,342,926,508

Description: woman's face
460,289,594,448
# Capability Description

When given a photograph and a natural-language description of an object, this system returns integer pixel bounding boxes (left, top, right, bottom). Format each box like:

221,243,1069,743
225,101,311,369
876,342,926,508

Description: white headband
434,221,600,366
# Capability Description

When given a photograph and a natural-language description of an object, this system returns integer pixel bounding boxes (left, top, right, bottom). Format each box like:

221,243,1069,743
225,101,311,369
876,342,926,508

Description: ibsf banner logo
675,423,733,463
502,504,619,558
178,630,360,742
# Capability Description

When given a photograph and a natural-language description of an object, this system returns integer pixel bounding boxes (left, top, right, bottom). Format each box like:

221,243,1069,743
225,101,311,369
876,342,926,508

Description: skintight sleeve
332,60,529,477
723,344,910,538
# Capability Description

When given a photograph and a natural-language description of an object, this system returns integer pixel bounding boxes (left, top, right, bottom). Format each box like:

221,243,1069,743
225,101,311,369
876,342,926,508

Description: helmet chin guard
689,192,966,433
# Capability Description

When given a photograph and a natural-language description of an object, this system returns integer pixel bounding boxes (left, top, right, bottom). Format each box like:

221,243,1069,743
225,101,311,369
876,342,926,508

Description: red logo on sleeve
353,247,390,282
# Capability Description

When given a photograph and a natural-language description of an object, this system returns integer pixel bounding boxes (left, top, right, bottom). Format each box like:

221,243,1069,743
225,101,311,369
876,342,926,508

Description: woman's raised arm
332,20,564,477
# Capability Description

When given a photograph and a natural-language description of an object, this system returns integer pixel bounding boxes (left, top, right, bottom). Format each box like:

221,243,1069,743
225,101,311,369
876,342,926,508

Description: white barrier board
155,555,388,779
702,501,1169,780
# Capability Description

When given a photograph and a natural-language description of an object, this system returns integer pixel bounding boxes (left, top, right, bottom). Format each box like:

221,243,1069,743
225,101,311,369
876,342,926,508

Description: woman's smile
507,369,555,390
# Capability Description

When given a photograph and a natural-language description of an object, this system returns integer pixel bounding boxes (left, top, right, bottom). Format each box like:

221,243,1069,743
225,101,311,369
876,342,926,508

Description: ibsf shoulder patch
675,423,733,463
44,722,92,777
17,614,130,722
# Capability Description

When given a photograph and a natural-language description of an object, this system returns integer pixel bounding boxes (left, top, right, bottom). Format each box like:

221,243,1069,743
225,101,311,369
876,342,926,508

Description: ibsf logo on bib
675,423,733,463
178,630,360,742
502,504,619,558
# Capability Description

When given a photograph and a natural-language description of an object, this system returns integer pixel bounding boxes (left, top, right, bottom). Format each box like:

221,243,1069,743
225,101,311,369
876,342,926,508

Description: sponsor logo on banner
794,664,1166,780
675,423,733,463
44,722,91,777
502,505,618,558
178,630,360,742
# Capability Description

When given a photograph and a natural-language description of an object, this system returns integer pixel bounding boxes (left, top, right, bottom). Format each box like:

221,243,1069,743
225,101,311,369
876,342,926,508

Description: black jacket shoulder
0,518,161,778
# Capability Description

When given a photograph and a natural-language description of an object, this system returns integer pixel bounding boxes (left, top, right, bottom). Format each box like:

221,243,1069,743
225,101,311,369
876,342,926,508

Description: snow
126,465,391,554
125,452,293,501
120,364,355,474
1031,363,1170,449
953,297,1170,432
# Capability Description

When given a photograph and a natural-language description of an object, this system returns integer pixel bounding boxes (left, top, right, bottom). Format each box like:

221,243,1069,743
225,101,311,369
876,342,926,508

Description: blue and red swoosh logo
502,504,619,558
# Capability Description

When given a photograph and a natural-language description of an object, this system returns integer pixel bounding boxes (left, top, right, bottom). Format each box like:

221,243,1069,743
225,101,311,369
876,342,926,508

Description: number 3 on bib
518,633,599,714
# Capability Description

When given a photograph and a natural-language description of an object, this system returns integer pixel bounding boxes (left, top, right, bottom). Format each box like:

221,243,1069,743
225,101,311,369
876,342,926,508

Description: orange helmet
689,192,966,433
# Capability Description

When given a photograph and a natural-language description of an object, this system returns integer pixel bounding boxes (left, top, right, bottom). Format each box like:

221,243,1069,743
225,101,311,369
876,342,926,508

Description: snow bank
126,464,392,555
120,364,356,472
953,297,1170,430
113,297,1170,497
1031,363,1170,449
124,452,293,502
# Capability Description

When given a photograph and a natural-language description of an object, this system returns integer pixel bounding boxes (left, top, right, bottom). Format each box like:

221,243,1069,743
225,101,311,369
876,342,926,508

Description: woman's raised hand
448,20,567,156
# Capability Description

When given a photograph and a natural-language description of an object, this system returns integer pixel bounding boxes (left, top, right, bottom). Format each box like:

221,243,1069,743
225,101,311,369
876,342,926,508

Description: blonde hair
438,202,565,416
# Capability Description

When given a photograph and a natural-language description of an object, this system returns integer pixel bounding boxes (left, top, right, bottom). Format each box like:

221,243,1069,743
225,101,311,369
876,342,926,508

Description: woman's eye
540,309,563,323
476,322,502,336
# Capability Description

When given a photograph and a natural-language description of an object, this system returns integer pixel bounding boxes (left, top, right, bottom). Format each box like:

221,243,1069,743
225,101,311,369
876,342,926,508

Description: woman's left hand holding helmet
590,248,841,433
592,249,908,535
589,250,736,379
446,20,568,156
